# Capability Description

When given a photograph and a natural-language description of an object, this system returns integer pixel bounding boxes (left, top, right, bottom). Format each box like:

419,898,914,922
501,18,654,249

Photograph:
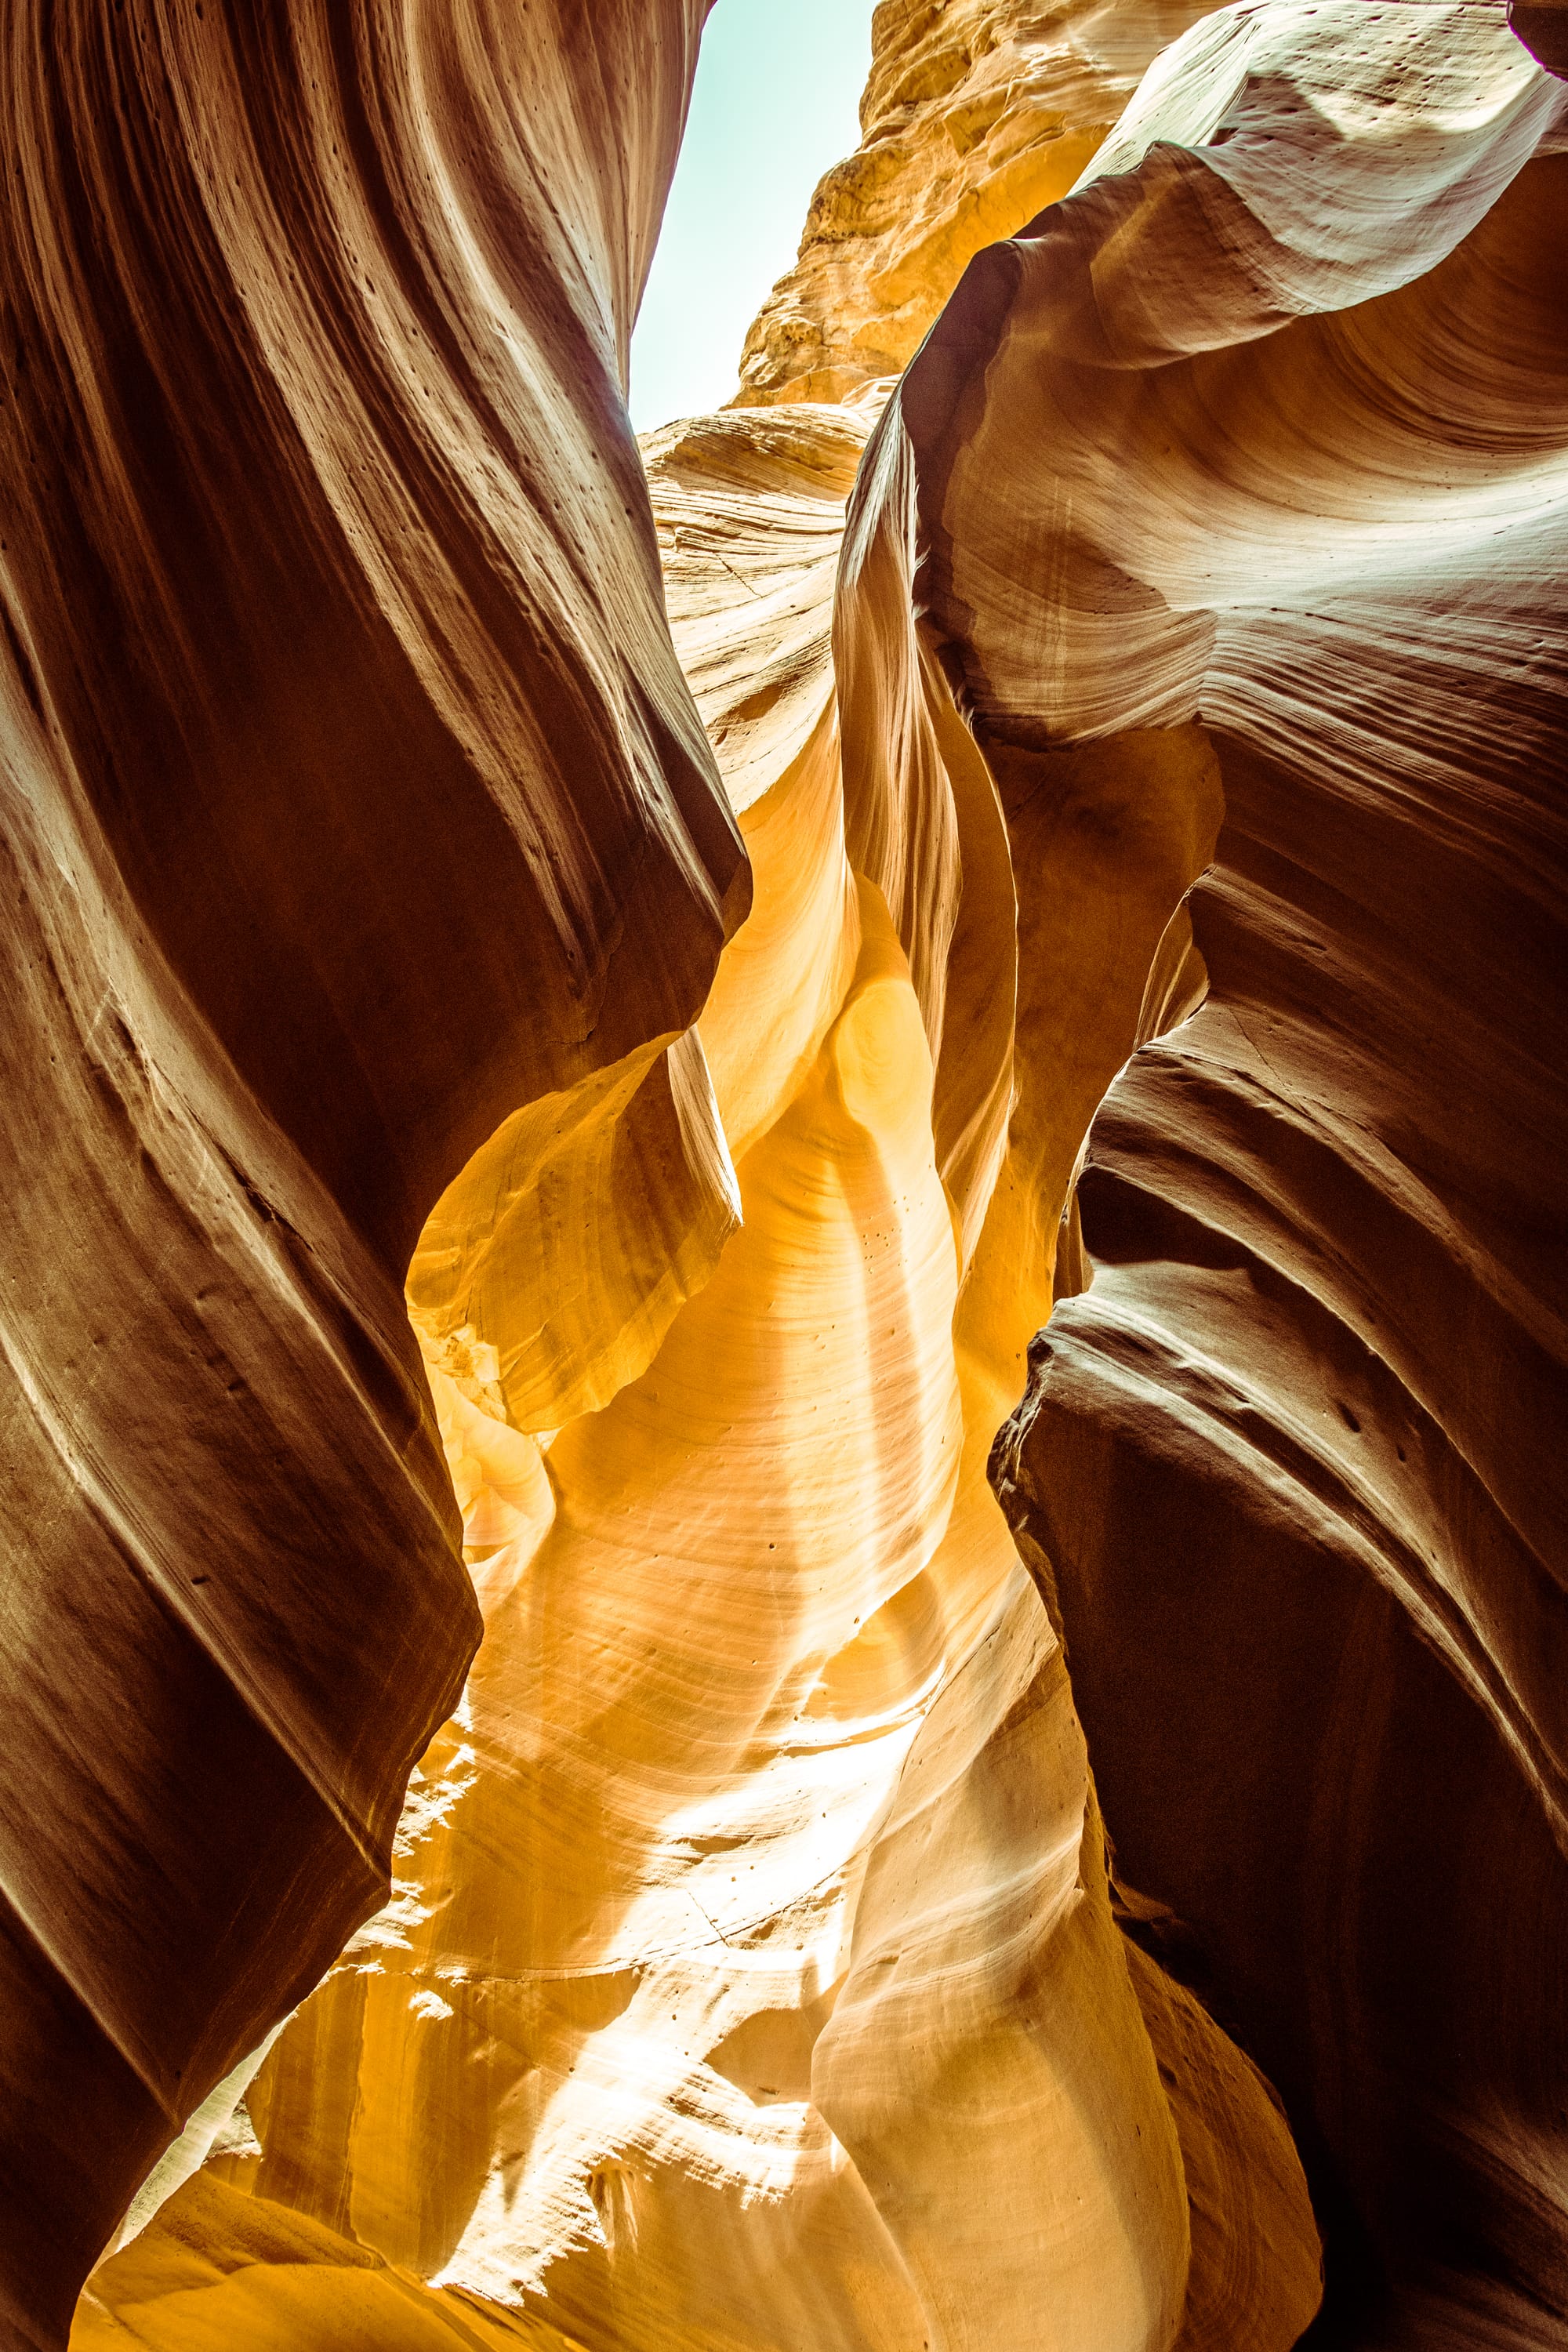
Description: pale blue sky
629,0,878,431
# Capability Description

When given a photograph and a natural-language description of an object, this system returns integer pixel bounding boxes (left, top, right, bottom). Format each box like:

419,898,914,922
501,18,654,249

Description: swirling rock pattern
82,400,1318,2352
20,0,1563,2346
898,5,1568,2342
70,5,1330,2340
0,3,742,2344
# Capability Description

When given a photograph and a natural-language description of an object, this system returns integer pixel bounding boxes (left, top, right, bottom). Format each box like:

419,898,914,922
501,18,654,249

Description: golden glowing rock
737,0,1219,407
38,0,1568,2347
76,6,1325,2334
409,1027,742,1440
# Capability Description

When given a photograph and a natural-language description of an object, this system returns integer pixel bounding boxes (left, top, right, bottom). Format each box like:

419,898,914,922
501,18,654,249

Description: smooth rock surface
0,4,742,2343
35,0,1567,2347
72,9,1327,2345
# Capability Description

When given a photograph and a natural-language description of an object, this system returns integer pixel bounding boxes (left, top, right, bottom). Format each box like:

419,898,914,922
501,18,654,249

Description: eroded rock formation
969,12,1568,2343
0,4,740,2344
738,0,1218,405
5,0,1562,2348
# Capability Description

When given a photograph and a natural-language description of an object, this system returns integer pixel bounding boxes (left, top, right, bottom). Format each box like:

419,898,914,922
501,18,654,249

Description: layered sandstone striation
71,5,1330,2348
78,374,1319,2352
13,1,1564,2349
892,8,1568,2343
0,3,740,2344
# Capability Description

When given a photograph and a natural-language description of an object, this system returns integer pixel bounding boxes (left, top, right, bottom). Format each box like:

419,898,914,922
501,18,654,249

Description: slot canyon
0,2,1564,2347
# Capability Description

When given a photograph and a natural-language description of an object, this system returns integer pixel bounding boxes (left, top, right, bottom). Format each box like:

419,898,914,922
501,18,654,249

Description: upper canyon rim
0,5,1563,2352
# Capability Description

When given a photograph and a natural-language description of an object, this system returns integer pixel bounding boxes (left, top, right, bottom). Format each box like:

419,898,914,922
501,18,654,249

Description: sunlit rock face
736,0,1218,407
0,2,741,2345
33,2,1566,2350
66,4,1331,2347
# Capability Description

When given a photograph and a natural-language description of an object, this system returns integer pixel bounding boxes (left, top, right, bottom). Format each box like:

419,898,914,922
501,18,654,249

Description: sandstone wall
894,10,1568,2339
8,3,1563,2350
0,3,739,2341
736,0,1214,405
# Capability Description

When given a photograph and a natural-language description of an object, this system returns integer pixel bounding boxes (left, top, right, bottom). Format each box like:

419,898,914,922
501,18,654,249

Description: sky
628,0,878,433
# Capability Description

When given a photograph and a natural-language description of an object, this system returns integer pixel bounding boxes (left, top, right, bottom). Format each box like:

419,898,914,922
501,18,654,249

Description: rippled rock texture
8,0,1563,2348
929,9,1568,2345
0,3,741,2344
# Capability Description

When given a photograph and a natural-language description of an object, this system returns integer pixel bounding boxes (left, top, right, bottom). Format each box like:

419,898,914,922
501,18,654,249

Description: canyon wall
736,0,1217,405
0,4,740,2344
2,1,1559,2349
69,5,1326,2349
973,13,1568,2342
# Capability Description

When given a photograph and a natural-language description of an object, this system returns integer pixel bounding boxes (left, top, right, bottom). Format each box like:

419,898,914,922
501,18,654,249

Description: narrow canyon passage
0,4,1561,2351
81,374,1317,2350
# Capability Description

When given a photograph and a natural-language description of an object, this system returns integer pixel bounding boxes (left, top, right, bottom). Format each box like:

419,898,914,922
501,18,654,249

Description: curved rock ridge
641,403,873,818
870,2,1568,2339
0,2,743,2343
73,18,1327,2339
737,0,1218,407
47,0,1563,2347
